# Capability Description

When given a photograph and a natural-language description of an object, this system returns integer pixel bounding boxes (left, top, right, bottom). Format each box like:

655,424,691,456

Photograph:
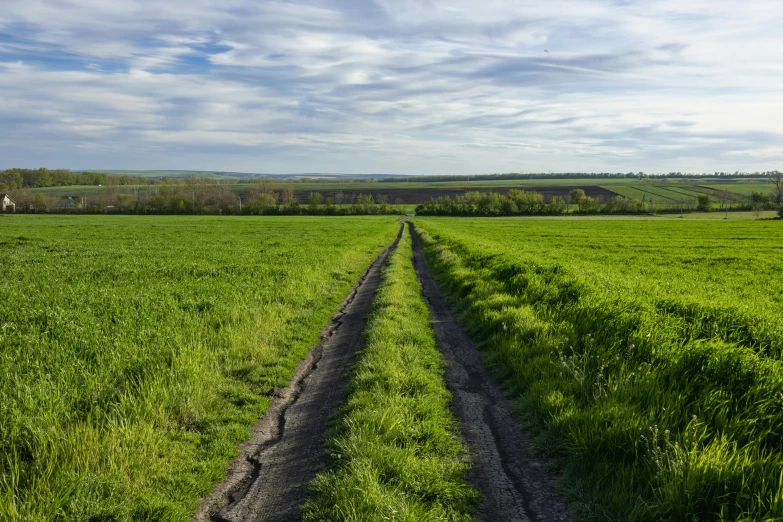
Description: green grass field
0,214,398,521
302,227,478,521
701,182,777,197
604,182,768,207
3,211,782,521
412,217,783,521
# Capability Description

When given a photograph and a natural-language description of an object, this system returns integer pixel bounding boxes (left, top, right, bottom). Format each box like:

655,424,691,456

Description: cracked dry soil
195,225,403,522
411,224,577,522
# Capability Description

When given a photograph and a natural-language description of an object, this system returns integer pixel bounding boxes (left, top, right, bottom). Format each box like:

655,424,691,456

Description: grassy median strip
302,227,479,522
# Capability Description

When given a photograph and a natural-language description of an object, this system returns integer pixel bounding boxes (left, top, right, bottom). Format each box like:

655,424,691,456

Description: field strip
195,224,403,522
410,224,576,522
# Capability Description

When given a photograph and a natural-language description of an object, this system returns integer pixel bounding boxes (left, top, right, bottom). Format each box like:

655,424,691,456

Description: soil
410,223,577,522
194,224,403,522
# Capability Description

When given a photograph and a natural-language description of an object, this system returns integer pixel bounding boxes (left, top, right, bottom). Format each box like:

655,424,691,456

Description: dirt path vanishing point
195,224,403,522
410,224,577,522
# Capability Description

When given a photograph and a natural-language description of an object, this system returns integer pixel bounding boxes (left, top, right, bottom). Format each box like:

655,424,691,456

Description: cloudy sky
1,1,782,174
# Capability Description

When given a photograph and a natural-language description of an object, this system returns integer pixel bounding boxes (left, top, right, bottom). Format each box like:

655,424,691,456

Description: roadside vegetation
6,178,404,216
0,215,399,521
412,218,783,521
303,228,479,521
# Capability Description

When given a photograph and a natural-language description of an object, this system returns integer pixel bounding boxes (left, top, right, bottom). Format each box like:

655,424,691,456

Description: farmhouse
56,196,80,210
0,193,15,212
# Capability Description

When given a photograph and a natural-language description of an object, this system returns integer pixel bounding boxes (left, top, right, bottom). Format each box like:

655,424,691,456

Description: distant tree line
0,168,389,192
6,177,404,216
0,168,156,190
387,170,783,183
4,168,781,191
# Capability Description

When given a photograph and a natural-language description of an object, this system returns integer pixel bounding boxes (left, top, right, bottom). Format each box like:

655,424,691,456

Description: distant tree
32,193,49,211
603,196,644,214
750,191,770,219
0,182,7,192
771,171,783,205
697,194,712,211
323,197,336,215
308,191,323,210
210,183,237,213
778,204,783,220
751,191,768,203
500,197,518,215
577,195,600,214
752,201,764,220
714,189,733,209
280,184,295,207
569,188,586,204
258,177,277,195
257,192,278,213
547,196,568,214
352,193,376,214
35,170,53,188
508,189,543,213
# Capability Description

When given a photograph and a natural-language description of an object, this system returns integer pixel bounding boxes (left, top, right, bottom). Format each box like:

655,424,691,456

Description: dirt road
195,225,403,522
410,224,577,522
197,222,575,521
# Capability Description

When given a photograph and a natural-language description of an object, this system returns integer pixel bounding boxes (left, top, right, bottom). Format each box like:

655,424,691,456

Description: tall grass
0,215,399,521
302,227,479,521
413,218,783,521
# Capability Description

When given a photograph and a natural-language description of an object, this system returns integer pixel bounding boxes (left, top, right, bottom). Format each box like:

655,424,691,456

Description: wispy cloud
1,0,782,173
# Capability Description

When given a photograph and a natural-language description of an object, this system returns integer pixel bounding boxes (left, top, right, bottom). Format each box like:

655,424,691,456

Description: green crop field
701,182,777,197
604,183,753,207
3,211,783,521
412,217,783,521
0,214,399,521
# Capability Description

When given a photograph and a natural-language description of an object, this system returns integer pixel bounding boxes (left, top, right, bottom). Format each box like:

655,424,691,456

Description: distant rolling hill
84,170,416,181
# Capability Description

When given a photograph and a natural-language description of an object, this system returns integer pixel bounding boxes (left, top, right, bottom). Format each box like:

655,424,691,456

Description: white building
0,194,15,212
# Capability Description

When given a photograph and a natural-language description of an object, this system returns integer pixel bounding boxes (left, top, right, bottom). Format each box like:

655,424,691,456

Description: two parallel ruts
410,223,576,522
197,222,575,522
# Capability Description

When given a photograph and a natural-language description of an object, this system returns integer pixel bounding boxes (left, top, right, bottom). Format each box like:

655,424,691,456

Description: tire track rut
195,224,403,522
410,223,577,522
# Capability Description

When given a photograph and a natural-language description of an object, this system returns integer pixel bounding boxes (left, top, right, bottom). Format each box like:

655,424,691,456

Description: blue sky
1,0,782,174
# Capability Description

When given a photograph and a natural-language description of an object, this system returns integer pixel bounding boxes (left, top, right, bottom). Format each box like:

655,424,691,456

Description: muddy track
410,224,577,522
195,224,403,522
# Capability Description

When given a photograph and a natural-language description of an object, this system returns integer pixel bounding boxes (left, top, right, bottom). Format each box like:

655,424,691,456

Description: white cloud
0,0,782,173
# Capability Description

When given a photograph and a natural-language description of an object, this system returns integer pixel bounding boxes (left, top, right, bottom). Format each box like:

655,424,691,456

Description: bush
697,194,712,211
778,204,783,219
547,195,568,214
577,195,601,214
